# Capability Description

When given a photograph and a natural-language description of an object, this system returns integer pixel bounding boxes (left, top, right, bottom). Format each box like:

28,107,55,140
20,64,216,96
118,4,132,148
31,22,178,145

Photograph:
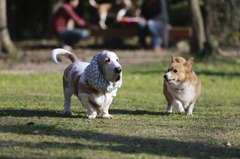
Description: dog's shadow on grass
110,109,169,116
0,108,169,118
0,124,239,158
0,109,82,118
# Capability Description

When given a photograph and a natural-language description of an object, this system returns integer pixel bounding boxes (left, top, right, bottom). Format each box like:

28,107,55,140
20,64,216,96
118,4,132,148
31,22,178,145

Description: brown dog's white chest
166,81,197,105
163,55,201,115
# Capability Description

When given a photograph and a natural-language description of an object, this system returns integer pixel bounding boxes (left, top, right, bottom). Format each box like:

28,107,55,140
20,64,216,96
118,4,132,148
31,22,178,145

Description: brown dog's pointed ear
184,57,194,68
171,55,176,63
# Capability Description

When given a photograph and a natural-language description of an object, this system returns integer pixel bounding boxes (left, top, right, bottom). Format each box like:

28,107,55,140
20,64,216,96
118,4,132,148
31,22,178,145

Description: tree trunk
203,0,222,56
0,0,17,54
188,0,206,54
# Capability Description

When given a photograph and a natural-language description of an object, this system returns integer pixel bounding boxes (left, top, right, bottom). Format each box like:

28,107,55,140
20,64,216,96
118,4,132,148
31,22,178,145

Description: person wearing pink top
51,0,89,50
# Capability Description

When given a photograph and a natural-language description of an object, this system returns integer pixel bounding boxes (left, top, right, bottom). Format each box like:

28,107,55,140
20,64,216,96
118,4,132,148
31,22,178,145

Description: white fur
166,80,196,115
116,9,127,22
51,48,73,63
89,0,131,30
99,12,108,30
51,49,122,119
164,70,200,115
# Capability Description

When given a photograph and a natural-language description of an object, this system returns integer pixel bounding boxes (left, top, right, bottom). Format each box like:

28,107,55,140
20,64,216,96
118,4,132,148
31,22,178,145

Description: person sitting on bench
138,0,169,52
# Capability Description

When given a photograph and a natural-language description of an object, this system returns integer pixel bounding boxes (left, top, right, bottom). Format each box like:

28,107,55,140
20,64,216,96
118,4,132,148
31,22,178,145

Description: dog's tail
89,0,99,8
51,48,79,64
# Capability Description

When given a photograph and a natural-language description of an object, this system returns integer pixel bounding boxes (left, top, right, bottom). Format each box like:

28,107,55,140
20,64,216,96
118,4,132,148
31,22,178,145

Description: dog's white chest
167,82,196,105
91,90,117,107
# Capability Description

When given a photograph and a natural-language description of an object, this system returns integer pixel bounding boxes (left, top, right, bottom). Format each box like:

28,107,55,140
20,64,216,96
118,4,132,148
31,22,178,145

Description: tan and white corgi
163,55,201,115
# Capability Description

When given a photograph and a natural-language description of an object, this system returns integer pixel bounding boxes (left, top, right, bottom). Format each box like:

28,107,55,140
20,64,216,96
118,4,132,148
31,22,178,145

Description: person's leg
147,21,161,50
57,28,88,47
138,20,148,48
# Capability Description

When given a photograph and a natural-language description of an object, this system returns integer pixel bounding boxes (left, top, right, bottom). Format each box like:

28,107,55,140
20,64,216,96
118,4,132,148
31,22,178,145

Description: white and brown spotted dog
89,0,131,29
163,55,201,115
51,49,122,119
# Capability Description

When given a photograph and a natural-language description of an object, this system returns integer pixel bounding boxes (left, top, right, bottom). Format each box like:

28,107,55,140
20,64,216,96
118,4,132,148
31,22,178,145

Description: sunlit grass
0,58,240,158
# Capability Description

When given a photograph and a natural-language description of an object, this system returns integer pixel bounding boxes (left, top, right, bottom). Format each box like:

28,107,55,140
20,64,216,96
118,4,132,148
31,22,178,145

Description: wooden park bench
90,26,192,39
89,26,192,48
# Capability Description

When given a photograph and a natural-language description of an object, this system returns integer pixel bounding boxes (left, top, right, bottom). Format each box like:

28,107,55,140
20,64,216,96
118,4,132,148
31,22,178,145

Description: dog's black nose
164,75,168,79
114,67,122,73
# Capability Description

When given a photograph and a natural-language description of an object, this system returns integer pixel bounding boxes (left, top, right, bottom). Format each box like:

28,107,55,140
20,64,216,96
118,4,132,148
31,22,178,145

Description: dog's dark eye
116,59,119,62
105,58,110,63
173,69,178,73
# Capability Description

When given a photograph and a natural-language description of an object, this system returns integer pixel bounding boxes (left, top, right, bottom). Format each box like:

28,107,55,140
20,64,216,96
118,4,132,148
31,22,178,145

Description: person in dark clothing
51,0,89,50
138,0,169,52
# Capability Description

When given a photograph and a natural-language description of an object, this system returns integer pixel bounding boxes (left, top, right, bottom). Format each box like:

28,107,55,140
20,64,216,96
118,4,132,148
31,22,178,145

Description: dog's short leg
166,103,172,113
172,100,185,114
62,90,73,115
81,100,98,119
83,108,97,119
116,9,127,22
186,103,195,115
186,99,197,115
99,12,108,30
99,105,113,118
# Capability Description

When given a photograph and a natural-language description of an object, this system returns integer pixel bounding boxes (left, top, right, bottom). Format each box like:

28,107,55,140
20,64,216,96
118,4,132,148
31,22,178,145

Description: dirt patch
1,39,239,74
0,39,188,74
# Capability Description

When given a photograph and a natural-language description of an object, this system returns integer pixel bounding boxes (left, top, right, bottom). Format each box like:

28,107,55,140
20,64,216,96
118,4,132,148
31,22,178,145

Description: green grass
0,58,240,159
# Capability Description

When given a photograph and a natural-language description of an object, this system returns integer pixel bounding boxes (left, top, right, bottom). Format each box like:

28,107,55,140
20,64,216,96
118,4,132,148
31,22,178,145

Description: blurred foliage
7,0,51,40
222,0,240,43
204,0,240,44
167,0,191,26
6,0,240,44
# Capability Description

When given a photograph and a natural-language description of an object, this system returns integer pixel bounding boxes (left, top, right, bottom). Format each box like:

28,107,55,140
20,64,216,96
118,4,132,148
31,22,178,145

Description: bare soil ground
0,39,239,74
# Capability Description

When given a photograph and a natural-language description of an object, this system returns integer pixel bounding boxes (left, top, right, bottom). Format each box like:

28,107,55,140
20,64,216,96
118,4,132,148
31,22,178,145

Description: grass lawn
0,57,240,159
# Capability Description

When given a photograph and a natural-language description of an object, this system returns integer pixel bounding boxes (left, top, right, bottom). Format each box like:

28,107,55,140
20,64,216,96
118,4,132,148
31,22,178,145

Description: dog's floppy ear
97,52,105,74
184,57,194,68
171,55,177,63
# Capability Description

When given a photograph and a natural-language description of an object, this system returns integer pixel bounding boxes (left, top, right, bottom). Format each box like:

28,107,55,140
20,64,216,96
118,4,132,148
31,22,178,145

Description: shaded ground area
0,39,239,74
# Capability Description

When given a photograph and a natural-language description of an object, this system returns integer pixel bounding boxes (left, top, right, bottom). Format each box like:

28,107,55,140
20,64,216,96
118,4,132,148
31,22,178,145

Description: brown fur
89,0,131,29
174,57,186,63
63,76,69,89
163,55,201,115
88,99,101,110
90,0,130,14
52,48,122,119
66,53,78,63
78,79,99,95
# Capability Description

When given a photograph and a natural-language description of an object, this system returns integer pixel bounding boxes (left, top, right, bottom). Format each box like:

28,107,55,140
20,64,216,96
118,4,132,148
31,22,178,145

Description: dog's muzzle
114,67,122,73
113,67,122,82
164,74,169,80
164,74,174,83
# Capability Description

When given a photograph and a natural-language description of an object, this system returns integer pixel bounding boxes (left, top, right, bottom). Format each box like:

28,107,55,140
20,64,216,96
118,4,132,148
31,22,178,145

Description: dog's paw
98,113,113,119
178,111,186,115
62,111,73,116
177,107,186,115
83,113,97,119
102,114,113,119
186,112,193,116
88,114,97,119
166,108,172,113
99,22,108,30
